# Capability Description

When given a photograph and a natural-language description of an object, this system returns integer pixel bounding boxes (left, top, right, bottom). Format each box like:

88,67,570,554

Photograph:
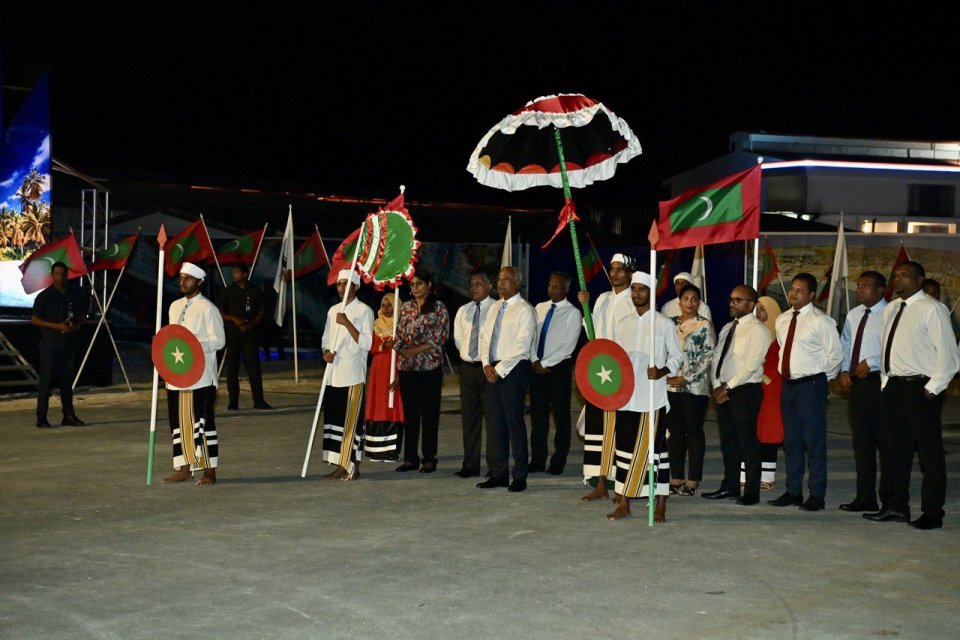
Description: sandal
419,462,437,474
669,484,682,495
679,484,698,497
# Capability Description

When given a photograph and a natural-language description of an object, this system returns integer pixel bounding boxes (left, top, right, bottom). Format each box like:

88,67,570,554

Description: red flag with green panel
883,244,910,301
19,233,88,294
758,236,780,295
581,233,603,283
215,228,265,266
293,229,330,278
164,220,213,277
89,231,140,272
652,166,762,250
327,228,362,286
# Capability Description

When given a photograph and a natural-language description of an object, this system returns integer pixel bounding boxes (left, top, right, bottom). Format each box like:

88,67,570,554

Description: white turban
610,253,637,272
179,262,206,280
673,271,693,283
337,269,361,285
631,271,654,289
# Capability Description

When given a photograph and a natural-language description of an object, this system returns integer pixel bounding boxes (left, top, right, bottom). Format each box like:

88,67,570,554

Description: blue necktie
489,302,508,362
469,302,481,360
537,303,556,361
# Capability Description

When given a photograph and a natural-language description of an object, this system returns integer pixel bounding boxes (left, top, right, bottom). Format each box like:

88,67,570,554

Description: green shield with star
575,338,634,411
152,324,206,388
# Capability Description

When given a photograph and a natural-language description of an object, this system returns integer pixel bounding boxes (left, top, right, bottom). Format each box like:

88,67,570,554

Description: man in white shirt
865,261,960,530
661,271,713,321
477,266,537,492
530,271,582,475
577,252,636,501
703,285,771,505
452,271,496,478
837,271,888,513
320,270,374,481
769,273,842,512
605,271,682,522
161,262,226,486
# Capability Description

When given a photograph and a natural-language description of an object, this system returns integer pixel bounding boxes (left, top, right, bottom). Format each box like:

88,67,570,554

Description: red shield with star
152,324,205,388
575,339,634,411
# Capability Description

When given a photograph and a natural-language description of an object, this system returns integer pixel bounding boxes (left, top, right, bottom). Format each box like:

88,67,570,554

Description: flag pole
315,224,331,266
147,226,167,485
200,214,227,287
648,246,657,527
388,285,400,408
554,127,596,340
752,237,760,289
74,268,131,391
302,223,364,477
249,222,269,277
291,210,299,384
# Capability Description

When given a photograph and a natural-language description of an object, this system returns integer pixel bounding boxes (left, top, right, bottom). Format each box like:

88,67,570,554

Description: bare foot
196,469,216,485
161,467,193,484
581,482,609,502
654,495,667,523
325,466,349,480
606,497,631,520
613,493,623,504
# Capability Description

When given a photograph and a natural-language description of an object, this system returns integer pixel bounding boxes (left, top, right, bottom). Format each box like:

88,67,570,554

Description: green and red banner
89,232,140,272
215,228,264,266
574,338,635,411
19,233,88,294
651,165,761,250
581,233,603,283
884,243,910,301
655,249,677,297
293,229,329,278
327,228,362,286
164,220,213,277
758,236,780,295
817,263,833,302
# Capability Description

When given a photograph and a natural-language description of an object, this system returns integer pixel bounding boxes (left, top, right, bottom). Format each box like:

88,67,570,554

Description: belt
888,374,930,383
461,360,483,367
784,373,825,384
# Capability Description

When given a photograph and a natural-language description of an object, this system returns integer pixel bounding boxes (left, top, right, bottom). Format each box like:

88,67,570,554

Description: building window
907,184,955,217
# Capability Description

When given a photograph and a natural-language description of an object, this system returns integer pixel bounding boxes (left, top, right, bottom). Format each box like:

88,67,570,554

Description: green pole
554,127,596,341
147,431,156,485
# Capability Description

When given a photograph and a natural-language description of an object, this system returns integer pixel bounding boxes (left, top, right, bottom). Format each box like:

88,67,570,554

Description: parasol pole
147,225,167,485
648,246,657,527
553,128,596,340
302,226,364,477
388,285,400,408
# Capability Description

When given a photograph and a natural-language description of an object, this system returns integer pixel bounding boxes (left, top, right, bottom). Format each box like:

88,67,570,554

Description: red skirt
757,342,784,444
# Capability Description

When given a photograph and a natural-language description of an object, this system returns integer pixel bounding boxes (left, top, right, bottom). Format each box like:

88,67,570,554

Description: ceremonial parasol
467,93,642,339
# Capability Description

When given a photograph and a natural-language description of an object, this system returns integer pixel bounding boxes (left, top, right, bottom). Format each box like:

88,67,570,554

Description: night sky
3,2,959,215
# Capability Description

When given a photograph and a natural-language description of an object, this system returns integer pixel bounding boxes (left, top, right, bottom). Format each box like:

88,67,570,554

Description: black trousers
458,361,492,473
224,332,265,406
36,339,77,420
848,374,882,503
529,359,573,469
879,377,946,518
486,360,531,482
715,383,763,496
666,392,709,482
399,367,443,466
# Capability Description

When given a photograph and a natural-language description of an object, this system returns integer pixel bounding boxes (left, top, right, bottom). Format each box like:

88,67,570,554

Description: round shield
152,324,205,388
575,338,635,411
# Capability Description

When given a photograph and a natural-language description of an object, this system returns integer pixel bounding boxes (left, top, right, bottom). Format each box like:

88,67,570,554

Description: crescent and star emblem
697,196,714,221
223,240,240,252
171,242,184,261
103,243,120,258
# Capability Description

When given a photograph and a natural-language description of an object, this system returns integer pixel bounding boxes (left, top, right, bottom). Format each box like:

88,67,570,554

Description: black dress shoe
839,499,879,512
508,479,527,492
863,509,910,523
36,419,52,428
61,414,86,427
767,492,803,507
909,513,943,530
253,402,274,410
477,477,509,489
226,404,239,411
799,496,825,511
395,461,419,472
737,494,760,505
702,488,739,500
527,463,546,473
546,465,564,475
453,469,480,478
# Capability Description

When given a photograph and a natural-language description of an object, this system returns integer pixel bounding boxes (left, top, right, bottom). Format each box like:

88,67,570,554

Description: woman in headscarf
362,294,405,462
745,295,785,491
394,269,450,473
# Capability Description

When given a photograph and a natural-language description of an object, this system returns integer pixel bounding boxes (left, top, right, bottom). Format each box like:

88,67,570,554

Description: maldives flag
758,236,780,295
883,243,910,301
19,233,88,294
215,228,265,266
164,220,213,277
656,250,677,297
817,264,833,303
293,229,330,278
651,166,762,250
89,232,140,272
581,234,603,283
327,228,362,285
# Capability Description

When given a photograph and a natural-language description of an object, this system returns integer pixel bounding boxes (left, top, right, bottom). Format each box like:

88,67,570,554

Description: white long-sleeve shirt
615,307,683,413
880,290,960,395
840,299,887,373
775,302,843,380
591,288,632,341
532,299,581,368
322,298,374,387
166,294,226,391
480,293,536,378
453,296,495,363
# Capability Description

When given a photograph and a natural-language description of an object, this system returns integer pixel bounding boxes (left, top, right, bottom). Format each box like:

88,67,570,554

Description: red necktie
849,308,870,374
781,310,800,380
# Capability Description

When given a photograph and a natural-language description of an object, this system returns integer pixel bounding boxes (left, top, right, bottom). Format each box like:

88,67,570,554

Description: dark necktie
536,303,556,361
715,319,738,380
883,301,906,374
849,308,870,374
781,310,800,380
468,302,481,360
